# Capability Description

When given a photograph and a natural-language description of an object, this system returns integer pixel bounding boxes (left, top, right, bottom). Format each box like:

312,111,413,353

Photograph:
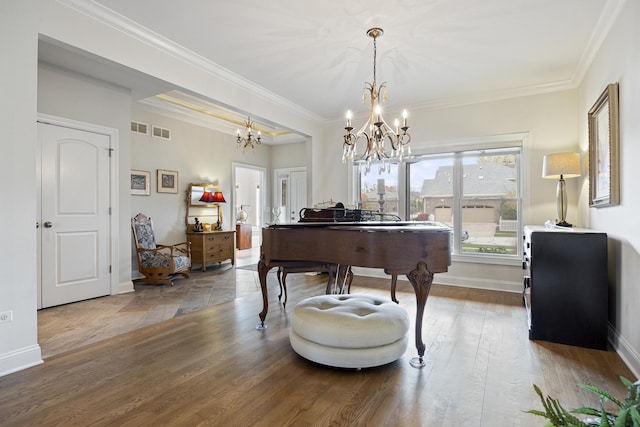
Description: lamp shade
542,152,581,179
199,191,215,203
212,191,226,203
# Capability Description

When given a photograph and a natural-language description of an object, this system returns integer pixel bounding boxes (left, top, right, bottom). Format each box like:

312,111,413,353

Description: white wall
578,0,640,377
320,90,580,223
0,0,42,376
271,142,306,170
319,90,580,292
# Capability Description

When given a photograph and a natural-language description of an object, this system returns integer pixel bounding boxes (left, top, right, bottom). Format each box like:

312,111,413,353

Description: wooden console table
187,231,235,271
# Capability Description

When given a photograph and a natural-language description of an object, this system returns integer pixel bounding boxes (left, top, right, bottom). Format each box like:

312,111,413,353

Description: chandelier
237,117,261,152
342,28,411,174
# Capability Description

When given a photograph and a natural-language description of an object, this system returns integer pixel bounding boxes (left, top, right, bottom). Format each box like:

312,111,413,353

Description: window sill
451,253,522,267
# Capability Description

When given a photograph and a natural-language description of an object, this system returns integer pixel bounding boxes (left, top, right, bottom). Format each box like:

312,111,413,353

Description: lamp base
555,220,573,228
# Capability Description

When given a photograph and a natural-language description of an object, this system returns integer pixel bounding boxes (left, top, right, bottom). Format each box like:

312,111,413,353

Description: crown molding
57,0,323,122
409,79,578,113
572,0,627,85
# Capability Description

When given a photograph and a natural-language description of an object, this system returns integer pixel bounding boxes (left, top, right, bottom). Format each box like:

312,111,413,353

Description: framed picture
130,170,150,196
588,82,619,207
157,169,178,194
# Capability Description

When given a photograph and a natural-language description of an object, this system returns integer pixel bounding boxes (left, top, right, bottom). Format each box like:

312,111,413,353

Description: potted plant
526,376,640,426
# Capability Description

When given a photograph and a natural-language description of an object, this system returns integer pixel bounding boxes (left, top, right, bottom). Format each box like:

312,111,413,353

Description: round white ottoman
289,294,409,369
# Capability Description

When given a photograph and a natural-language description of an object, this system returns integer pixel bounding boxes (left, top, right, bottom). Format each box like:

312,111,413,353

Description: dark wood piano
257,221,452,366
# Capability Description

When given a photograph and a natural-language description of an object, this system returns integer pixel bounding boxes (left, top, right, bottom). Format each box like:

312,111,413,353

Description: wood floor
1,268,634,426
37,261,261,359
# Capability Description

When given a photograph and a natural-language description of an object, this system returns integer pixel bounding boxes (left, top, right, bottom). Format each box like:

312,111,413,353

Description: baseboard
608,324,640,379
117,279,135,294
0,345,43,377
350,267,522,293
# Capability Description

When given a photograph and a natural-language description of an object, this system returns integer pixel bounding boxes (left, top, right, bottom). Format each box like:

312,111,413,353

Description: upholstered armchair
131,213,191,286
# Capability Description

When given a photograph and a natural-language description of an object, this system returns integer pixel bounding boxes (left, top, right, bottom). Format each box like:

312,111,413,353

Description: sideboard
187,230,235,271
523,225,608,350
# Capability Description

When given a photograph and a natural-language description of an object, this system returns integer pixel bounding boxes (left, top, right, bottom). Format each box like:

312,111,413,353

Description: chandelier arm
354,117,373,137
341,27,412,172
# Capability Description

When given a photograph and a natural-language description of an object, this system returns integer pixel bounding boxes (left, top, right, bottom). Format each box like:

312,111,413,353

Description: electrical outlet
0,310,13,323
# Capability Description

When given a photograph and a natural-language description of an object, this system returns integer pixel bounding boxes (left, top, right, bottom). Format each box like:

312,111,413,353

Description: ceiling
40,0,620,142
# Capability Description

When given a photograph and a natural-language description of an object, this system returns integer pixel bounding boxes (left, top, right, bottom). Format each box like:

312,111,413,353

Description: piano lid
266,221,452,233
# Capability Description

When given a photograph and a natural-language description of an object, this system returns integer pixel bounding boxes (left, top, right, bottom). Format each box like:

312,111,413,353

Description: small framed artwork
157,169,178,194
130,170,150,196
588,82,620,207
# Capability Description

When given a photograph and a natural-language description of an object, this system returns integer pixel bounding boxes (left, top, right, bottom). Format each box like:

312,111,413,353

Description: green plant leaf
613,408,629,427
573,407,602,416
579,384,623,408
527,380,640,427
525,409,549,417
628,406,640,425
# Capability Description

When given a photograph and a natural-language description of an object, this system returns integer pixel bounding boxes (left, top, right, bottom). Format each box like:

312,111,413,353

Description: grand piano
257,220,452,366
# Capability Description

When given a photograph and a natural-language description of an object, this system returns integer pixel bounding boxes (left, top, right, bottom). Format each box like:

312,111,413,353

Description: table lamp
542,152,581,227
212,191,226,230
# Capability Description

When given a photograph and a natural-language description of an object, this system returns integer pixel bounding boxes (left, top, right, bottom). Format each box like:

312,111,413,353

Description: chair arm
137,246,172,257
157,242,190,255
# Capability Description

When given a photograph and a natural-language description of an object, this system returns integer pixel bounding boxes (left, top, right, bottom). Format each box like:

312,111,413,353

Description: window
357,163,399,220
355,141,523,260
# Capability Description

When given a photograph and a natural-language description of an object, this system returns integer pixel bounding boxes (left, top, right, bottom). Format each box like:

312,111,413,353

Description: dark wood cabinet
236,223,252,250
523,226,608,350
187,231,235,271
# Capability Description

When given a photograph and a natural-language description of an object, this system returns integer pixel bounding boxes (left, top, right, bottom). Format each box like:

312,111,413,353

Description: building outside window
355,144,522,260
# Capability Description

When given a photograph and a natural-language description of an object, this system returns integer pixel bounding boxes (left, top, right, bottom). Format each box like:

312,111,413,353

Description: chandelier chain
373,33,377,87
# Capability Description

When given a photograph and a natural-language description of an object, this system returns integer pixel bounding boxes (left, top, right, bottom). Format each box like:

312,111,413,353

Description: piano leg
406,262,434,368
326,265,353,294
277,267,284,301
390,275,399,304
257,259,271,330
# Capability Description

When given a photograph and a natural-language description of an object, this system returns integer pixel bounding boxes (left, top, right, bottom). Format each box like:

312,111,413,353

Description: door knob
44,221,53,228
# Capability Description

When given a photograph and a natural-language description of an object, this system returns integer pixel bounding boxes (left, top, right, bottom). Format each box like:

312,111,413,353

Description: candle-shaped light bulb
394,118,399,134
402,109,408,127
375,105,382,123
346,110,352,127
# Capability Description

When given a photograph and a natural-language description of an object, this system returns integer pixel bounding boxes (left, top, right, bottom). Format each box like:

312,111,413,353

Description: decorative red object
212,191,226,203
199,191,215,203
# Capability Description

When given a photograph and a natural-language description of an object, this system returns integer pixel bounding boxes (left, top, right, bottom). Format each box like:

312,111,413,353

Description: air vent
152,125,171,140
130,121,148,135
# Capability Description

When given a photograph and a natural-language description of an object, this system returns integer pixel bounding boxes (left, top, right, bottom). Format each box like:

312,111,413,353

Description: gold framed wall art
588,82,619,207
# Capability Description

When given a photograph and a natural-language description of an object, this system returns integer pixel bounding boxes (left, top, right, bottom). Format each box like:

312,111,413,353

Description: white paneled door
38,122,111,308
289,170,307,223
273,167,307,224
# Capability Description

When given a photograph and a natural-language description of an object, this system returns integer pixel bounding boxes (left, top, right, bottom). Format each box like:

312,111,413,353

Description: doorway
37,115,118,309
232,163,266,248
274,167,307,224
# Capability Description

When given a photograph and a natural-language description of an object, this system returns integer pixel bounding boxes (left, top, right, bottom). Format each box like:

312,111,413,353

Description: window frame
350,133,530,265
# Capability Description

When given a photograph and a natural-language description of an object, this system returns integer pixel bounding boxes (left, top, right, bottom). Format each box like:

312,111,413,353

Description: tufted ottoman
289,294,410,369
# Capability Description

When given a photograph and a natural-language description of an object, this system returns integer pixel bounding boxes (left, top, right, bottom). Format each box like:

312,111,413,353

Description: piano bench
289,294,409,369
